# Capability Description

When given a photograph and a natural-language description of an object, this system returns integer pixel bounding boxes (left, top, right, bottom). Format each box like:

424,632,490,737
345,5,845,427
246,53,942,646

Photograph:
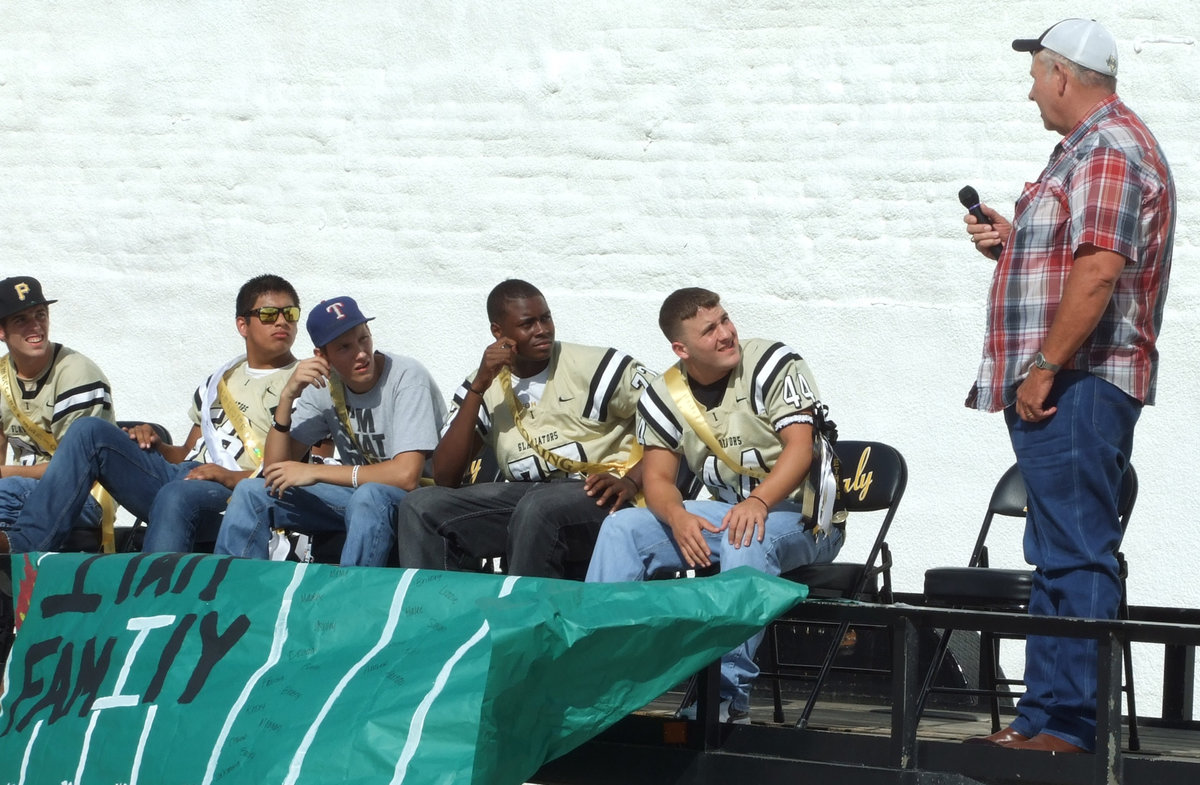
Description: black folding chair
759,440,908,726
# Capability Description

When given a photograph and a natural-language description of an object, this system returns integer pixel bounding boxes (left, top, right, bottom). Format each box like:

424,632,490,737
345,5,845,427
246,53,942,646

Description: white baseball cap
1012,18,1118,76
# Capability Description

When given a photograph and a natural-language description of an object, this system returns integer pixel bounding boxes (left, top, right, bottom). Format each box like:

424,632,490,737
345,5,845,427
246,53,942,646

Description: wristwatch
1032,351,1061,373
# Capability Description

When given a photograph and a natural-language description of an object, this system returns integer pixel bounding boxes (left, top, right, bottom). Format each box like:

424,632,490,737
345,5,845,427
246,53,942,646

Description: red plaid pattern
967,95,1175,412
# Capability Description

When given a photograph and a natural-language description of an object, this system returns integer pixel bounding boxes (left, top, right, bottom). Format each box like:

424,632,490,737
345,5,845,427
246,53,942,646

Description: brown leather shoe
1007,733,1087,754
964,727,1029,747
0,531,10,555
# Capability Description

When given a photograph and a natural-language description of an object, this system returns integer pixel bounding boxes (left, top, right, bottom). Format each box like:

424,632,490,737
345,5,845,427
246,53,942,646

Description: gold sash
661,366,766,480
662,365,839,537
0,355,118,552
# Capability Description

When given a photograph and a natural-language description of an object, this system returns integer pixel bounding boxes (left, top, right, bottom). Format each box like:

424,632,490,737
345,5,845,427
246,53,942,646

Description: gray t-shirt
290,352,446,465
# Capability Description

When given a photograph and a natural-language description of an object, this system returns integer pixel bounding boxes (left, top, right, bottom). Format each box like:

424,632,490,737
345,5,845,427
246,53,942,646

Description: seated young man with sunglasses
215,295,445,567
7,274,303,553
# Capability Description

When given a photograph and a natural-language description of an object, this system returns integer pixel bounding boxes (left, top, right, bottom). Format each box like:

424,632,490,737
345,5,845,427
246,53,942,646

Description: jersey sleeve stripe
751,341,800,415
191,381,206,414
638,385,682,449
51,382,113,422
584,349,632,422
450,379,491,436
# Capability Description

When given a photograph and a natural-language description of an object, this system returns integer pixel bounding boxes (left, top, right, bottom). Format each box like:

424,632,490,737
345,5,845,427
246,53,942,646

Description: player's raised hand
475,337,517,389
283,355,332,400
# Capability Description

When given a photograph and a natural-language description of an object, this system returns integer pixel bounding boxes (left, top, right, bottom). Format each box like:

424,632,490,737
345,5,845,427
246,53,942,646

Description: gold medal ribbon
329,373,379,465
497,366,642,477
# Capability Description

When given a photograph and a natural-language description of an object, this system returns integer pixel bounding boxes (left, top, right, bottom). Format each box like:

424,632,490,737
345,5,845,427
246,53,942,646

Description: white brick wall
2,1,1197,713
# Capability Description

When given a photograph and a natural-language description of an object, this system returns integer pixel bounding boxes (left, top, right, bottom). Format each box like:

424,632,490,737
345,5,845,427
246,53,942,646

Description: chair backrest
833,440,908,598
836,441,908,514
969,463,1138,568
463,443,502,485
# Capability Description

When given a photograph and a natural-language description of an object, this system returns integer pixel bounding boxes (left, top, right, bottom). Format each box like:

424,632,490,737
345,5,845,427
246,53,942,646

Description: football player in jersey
215,295,445,567
586,287,844,723
395,278,650,579
0,276,115,554
8,275,302,553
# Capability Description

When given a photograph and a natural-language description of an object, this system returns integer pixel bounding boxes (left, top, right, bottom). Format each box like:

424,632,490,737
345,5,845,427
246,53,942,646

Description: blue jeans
586,499,844,711
0,476,102,548
10,417,205,552
1006,372,1140,751
215,478,406,567
141,479,232,552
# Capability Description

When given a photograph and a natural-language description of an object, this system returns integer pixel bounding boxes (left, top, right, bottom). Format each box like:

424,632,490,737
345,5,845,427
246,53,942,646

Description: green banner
0,553,806,785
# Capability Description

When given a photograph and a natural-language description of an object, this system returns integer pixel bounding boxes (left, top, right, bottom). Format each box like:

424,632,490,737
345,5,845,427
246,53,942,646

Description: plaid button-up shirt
967,95,1175,413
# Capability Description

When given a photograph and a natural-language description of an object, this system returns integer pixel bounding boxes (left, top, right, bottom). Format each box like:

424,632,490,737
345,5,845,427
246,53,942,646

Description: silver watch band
1033,351,1061,373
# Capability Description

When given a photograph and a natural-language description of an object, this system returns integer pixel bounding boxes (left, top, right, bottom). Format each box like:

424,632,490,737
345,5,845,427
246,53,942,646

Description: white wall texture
2,2,1197,715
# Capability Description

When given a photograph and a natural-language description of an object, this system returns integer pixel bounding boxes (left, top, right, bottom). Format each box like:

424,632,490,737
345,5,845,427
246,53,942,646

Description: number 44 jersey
637,338,822,507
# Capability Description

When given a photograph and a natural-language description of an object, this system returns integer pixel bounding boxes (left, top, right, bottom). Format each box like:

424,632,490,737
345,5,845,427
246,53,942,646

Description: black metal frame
534,600,1200,785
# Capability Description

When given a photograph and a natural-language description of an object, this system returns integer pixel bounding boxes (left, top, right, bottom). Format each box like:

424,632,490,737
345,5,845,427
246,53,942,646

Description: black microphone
959,185,1002,260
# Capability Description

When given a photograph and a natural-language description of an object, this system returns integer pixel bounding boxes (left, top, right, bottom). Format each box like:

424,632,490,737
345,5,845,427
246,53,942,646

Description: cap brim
336,315,375,338
0,298,56,321
314,315,375,347
1012,38,1042,52
13,298,56,311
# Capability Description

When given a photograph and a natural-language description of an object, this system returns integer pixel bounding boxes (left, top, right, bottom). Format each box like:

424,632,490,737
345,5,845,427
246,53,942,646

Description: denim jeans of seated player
587,498,844,711
141,478,235,553
216,477,406,567
1005,371,1140,751
0,476,102,550
9,417,195,552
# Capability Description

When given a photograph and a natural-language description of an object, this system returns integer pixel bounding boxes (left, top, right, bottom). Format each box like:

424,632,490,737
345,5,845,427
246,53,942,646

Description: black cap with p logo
0,276,57,321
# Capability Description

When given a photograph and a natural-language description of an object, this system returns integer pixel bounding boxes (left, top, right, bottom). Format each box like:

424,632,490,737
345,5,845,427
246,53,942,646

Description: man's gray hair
1038,49,1117,92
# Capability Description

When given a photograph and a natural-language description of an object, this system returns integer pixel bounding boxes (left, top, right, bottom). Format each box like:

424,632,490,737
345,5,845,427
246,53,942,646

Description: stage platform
533,598,1200,785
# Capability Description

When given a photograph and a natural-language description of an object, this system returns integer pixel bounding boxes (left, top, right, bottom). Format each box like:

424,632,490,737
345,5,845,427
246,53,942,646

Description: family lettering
1,554,250,736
